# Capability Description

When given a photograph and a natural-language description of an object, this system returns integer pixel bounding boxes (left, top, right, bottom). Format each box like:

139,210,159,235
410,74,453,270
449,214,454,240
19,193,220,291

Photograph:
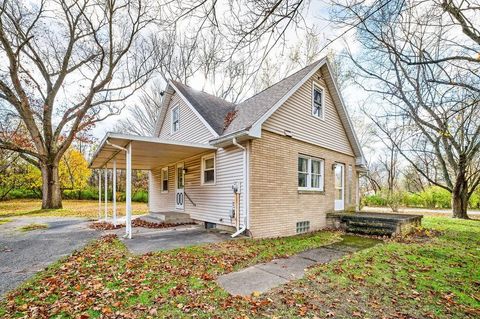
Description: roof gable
171,81,235,135
152,57,364,162
223,58,326,135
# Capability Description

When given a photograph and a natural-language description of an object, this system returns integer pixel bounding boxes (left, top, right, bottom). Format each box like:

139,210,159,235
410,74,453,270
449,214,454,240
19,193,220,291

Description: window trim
311,81,325,120
298,155,325,191
161,167,169,193
201,153,216,185
171,104,180,134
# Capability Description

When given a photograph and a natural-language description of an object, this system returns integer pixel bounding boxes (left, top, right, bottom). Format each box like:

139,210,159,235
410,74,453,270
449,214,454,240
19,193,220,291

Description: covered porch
89,133,216,238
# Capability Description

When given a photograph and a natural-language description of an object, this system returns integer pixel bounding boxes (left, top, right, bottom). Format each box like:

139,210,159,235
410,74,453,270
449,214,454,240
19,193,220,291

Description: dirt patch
17,223,49,232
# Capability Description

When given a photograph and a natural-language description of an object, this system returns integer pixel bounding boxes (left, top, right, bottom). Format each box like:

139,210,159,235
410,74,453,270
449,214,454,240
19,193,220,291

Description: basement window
296,221,310,234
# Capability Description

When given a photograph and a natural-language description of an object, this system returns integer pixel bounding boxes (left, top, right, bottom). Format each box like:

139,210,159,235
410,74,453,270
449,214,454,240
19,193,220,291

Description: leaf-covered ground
0,200,148,219
1,217,479,318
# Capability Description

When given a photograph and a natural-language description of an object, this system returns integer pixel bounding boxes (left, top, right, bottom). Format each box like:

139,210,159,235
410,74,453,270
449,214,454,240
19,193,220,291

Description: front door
175,163,185,210
334,163,345,211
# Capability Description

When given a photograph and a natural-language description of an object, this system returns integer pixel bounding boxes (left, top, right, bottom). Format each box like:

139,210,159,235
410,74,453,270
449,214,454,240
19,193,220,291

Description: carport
90,133,216,238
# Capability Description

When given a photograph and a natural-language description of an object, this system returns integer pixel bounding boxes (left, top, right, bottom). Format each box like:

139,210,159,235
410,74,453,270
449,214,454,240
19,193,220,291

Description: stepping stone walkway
217,235,380,296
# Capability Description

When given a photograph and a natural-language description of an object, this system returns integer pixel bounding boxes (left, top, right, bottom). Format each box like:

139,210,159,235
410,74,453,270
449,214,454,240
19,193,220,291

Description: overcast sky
93,0,363,138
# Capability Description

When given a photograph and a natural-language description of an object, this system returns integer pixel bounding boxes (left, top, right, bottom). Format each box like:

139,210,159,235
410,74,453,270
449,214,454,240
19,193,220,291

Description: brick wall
249,130,357,238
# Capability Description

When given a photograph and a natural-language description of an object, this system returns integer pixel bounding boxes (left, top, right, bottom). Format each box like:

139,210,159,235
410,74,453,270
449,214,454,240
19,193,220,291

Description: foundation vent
296,221,310,234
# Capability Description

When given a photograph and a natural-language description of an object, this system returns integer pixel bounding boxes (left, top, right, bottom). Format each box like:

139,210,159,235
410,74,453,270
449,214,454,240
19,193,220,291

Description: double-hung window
201,154,215,185
312,83,324,119
161,167,168,192
298,155,324,191
171,105,180,133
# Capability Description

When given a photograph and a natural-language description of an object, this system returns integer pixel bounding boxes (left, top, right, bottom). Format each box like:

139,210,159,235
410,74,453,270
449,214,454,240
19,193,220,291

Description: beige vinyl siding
148,145,246,228
158,92,214,144
149,166,176,212
263,65,355,156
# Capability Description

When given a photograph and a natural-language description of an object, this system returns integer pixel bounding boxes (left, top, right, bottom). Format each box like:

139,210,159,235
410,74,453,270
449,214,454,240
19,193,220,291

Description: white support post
98,170,102,220
355,174,360,212
104,166,108,221
125,143,132,239
113,159,117,226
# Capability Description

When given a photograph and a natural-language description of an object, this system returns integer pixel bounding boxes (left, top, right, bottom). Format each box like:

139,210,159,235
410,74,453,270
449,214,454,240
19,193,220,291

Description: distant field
0,200,148,219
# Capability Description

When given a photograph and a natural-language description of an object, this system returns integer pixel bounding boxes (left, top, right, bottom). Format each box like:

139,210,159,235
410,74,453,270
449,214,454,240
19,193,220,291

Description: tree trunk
451,175,469,219
40,162,62,209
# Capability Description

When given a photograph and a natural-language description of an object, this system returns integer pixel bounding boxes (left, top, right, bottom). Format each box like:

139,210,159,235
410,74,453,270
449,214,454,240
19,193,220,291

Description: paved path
0,217,98,297
217,235,380,296
109,225,233,254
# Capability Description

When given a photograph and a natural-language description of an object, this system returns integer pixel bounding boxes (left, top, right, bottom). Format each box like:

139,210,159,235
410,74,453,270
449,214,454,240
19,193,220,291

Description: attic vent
296,221,310,234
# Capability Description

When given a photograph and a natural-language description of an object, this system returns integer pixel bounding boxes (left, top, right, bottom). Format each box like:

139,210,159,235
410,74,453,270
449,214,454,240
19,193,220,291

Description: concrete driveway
0,217,230,297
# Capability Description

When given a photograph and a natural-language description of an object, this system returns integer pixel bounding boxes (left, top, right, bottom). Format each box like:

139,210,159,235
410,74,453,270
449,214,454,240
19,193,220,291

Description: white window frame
201,153,216,185
161,167,169,193
311,82,325,120
171,104,180,134
298,155,324,191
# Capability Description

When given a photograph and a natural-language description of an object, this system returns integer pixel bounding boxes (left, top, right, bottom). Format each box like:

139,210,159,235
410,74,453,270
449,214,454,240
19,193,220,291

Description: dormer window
312,83,324,119
171,105,179,133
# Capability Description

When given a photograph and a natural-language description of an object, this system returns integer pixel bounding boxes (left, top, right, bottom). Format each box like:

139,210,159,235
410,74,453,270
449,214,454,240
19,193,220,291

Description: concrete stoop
139,211,194,224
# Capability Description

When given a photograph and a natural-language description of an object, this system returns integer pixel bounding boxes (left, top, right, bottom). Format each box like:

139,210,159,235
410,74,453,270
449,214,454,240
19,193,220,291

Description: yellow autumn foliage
58,149,91,190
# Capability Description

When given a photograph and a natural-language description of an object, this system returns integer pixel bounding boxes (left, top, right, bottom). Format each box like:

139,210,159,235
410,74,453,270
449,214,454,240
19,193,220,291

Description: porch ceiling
90,133,216,170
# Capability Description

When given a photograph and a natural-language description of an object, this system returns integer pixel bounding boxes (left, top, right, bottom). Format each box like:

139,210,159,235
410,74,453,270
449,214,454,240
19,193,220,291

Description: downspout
231,137,247,238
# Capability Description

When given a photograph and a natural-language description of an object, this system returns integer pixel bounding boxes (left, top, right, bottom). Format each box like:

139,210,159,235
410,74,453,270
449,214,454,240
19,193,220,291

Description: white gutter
231,137,248,238
210,130,250,147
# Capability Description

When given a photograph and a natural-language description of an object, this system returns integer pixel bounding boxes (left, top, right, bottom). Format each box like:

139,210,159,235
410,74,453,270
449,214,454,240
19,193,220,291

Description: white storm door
334,163,345,211
175,163,185,210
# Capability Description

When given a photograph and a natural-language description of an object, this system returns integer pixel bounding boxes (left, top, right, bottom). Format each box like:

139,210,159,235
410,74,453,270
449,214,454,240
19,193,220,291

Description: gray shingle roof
223,58,325,135
171,80,236,135
170,58,324,136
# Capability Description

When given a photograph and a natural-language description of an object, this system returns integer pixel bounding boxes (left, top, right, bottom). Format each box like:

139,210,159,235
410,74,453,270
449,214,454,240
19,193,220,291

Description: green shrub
362,194,387,207
1,188,41,200
418,186,451,209
469,192,480,209
132,191,148,203
402,192,423,207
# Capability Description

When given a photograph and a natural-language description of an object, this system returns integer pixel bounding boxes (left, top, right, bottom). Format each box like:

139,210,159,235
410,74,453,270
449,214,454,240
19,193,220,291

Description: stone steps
327,212,423,237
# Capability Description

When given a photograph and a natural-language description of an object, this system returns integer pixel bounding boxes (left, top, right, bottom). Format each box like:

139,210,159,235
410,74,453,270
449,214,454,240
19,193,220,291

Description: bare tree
333,0,480,218
0,0,159,208
114,83,163,136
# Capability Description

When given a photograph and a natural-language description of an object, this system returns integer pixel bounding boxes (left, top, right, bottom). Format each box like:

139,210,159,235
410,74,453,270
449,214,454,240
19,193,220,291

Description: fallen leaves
88,219,197,230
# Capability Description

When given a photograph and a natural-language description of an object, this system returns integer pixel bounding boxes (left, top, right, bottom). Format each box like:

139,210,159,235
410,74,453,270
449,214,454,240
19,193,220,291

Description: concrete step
144,211,193,224
346,220,397,236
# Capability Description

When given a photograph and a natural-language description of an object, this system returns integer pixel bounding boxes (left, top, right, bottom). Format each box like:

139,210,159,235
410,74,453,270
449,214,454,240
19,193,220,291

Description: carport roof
89,133,216,170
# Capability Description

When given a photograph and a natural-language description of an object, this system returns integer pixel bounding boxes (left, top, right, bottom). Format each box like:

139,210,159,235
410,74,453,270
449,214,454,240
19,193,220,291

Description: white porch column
355,174,360,212
113,159,117,226
98,170,102,220
125,143,132,239
104,167,108,221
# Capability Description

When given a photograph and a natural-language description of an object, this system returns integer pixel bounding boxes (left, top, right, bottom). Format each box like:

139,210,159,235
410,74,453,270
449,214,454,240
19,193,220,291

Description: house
90,57,367,239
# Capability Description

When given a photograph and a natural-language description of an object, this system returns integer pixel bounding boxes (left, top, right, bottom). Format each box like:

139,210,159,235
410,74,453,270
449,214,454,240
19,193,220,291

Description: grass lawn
1,217,479,318
0,199,148,219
